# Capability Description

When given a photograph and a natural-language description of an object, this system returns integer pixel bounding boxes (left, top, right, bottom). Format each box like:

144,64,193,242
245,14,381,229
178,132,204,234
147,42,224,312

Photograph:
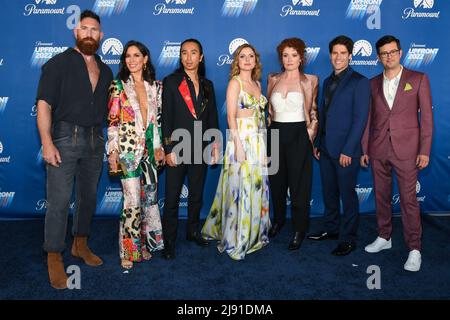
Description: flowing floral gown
202,76,271,260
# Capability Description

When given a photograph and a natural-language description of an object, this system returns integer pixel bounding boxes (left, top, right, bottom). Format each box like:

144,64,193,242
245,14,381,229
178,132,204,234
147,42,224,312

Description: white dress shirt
383,66,403,110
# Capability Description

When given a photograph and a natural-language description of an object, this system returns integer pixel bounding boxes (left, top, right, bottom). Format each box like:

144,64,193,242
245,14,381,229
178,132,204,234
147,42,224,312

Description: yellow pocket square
404,83,413,91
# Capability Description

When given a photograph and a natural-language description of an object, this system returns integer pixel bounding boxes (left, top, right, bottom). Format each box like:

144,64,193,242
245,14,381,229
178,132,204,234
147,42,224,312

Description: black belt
53,121,102,134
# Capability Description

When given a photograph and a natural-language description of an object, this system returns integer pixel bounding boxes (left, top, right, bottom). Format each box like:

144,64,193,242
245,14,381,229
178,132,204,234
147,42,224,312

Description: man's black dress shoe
288,232,305,250
186,232,210,247
163,248,175,260
268,223,284,238
331,242,356,256
307,231,339,241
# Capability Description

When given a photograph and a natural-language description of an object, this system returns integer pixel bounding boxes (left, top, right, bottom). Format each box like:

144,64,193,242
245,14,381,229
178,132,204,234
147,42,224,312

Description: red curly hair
276,37,306,72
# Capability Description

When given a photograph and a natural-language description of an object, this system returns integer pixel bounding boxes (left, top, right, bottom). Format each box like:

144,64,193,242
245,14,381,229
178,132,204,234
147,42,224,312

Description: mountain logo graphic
353,40,372,57
101,38,123,56
414,0,434,9
181,184,189,199
297,0,314,7
229,38,248,55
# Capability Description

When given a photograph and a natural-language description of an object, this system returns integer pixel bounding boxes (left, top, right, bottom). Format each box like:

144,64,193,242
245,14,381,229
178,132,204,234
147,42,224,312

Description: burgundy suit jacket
361,67,433,160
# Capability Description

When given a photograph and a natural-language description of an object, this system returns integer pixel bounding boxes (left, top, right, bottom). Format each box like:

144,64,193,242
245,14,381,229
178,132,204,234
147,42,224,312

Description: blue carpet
1,215,449,299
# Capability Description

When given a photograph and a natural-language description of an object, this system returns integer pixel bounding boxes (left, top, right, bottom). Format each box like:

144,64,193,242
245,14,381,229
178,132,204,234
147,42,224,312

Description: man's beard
76,37,100,55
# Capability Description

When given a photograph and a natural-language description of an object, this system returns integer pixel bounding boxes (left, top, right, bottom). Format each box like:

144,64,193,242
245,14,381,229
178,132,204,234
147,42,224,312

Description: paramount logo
217,38,248,67
392,194,426,205
153,0,195,15
414,0,433,8
100,38,123,65
36,199,75,211
392,181,426,205
402,0,440,19
24,0,66,16
280,0,320,17
350,39,378,66
0,141,11,163
35,0,58,4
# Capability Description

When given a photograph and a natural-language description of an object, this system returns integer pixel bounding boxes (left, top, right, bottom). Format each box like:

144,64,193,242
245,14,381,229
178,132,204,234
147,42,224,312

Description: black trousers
162,163,206,247
268,121,312,233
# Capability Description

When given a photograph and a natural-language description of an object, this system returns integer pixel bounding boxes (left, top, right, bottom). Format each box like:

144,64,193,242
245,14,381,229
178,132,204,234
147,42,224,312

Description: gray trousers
43,121,104,253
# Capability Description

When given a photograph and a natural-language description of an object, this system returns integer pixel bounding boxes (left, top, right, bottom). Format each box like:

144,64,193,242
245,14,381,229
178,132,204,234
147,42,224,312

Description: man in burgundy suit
361,35,433,272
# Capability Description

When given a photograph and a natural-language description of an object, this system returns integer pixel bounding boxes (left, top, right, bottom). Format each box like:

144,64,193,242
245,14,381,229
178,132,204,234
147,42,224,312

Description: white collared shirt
383,66,403,110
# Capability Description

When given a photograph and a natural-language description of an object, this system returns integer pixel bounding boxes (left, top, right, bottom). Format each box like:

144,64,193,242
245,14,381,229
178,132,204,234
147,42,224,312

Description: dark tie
322,77,339,137
324,77,339,114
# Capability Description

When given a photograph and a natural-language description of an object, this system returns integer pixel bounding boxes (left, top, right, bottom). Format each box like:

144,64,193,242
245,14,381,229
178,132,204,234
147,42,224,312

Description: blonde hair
229,43,262,81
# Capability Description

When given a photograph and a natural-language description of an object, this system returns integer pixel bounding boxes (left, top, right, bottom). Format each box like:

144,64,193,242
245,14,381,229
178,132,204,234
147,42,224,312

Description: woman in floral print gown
202,44,271,260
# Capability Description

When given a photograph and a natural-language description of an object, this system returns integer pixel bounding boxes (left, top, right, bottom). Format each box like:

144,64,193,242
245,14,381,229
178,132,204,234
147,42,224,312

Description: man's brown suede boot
71,236,103,266
47,252,68,290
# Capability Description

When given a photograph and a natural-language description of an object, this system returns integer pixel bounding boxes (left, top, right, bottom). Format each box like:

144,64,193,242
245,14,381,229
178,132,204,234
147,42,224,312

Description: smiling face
237,46,256,72
180,41,203,73
330,44,351,74
125,45,148,75
282,46,301,71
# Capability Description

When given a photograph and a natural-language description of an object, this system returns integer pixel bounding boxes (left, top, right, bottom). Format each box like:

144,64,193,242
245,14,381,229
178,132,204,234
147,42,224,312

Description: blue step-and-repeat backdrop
1,0,449,219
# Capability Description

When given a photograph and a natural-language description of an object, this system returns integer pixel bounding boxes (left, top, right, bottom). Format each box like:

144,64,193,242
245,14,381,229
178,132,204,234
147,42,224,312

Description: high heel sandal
121,259,133,269
142,251,152,261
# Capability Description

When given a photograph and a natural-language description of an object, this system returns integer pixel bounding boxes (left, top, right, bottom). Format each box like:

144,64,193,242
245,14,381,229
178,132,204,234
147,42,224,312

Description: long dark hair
118,40,156,85
176,38,210,103
175,38,206,78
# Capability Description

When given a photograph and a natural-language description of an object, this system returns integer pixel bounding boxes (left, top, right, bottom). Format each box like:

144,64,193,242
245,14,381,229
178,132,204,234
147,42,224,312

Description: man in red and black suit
162,39,220,259
361,35,433,272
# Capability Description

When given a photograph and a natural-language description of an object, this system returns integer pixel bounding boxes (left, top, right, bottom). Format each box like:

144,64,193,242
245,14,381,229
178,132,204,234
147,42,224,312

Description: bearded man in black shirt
36,10,113,289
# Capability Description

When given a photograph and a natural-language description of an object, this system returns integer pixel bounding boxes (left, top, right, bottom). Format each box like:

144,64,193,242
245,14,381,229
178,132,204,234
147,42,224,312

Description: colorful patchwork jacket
107,76,163,175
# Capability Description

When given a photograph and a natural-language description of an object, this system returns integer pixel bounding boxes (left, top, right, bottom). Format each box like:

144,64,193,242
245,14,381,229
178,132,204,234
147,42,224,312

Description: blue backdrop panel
1,0,449,219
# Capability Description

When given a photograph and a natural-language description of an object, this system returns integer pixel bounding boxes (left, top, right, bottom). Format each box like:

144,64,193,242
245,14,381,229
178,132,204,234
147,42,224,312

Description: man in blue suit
307,36,370,256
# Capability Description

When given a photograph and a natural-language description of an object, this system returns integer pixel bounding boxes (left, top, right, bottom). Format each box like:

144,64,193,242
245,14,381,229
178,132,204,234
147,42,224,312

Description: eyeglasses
379,49,400,58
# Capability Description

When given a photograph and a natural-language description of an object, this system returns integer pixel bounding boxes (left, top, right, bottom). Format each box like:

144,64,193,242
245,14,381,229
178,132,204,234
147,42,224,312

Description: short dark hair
375,35,401,54
329,35,354,54
118,41,156,85
80,10,101,24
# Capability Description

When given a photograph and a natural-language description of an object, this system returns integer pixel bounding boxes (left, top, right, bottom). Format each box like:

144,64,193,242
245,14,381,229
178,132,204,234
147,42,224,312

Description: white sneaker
364,237,392,253
404,250,421,272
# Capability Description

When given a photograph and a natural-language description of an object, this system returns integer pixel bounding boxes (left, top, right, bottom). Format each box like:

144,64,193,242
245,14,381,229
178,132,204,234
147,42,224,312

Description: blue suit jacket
315,67,370,159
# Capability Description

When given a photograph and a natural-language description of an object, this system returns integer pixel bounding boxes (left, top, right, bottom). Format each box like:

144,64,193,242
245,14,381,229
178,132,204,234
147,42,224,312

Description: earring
144,64,147,71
